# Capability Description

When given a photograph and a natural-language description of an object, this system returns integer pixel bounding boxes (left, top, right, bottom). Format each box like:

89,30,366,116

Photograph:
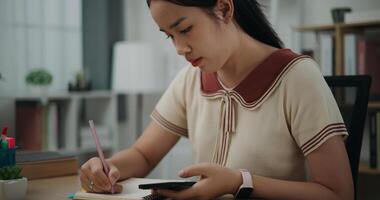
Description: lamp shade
112,42,165,93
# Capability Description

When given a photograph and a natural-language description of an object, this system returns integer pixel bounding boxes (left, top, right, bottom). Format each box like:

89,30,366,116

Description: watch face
235,187,253,199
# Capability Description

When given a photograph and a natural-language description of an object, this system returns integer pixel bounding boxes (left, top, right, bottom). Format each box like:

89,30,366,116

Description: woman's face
149,0,236,72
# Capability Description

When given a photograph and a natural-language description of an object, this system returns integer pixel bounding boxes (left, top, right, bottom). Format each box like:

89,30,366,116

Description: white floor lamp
112,42,165,139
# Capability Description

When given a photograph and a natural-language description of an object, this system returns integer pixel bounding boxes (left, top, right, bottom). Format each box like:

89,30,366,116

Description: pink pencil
89,120,115,193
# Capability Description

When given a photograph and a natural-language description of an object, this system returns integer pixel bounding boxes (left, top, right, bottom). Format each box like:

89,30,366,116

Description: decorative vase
331,7,352,23
0,177,28,200
27,85,50,95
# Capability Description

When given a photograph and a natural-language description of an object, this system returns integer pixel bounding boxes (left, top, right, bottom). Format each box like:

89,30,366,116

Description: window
0,0,82,92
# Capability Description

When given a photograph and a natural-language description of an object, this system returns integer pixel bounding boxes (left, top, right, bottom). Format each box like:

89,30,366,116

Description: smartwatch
235,169,254,199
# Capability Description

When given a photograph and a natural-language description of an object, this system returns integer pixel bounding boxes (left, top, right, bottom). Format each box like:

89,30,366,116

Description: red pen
1,126,7,140
88,120,115,193
1,127,15,148
7,137,15,148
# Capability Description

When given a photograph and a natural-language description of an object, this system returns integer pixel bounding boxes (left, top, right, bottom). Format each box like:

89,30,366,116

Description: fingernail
178,169,185,176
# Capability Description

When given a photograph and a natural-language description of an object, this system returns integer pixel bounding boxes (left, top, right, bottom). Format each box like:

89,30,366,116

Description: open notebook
74,178,173,200
73,178,234,200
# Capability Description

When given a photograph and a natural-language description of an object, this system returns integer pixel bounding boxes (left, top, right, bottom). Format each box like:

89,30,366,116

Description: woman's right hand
79,157,123,193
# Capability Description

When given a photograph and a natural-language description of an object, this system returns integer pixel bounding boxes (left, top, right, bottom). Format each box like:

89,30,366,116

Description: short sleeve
151,67,189,137
284,58,348,156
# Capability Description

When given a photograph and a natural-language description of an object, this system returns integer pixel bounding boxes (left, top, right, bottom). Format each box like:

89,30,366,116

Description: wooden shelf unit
1,91,119,155
369,101,380,109
295,20,380,109
295,20,380,32
295,20,380,76
359,162,380,175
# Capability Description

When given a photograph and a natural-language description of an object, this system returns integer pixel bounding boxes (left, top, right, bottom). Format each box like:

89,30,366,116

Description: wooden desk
26,176,242,200
26,175,79,200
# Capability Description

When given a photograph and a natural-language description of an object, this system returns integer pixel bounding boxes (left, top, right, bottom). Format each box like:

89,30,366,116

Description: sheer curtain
0,0,82,93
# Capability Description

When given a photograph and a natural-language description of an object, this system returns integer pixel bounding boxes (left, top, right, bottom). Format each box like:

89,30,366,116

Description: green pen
1,140,8,149
66,193,76,199
1,127,6,148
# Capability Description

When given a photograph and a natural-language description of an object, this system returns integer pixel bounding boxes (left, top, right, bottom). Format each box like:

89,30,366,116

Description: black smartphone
139,181,196,191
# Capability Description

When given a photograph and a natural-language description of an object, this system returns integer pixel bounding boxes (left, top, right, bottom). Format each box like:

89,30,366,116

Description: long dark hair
146,0,283,49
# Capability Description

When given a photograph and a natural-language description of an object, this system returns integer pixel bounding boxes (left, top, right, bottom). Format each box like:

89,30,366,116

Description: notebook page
74,178,177,200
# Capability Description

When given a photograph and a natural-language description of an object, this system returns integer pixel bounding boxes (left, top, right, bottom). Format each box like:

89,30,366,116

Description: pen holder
0,148,16,167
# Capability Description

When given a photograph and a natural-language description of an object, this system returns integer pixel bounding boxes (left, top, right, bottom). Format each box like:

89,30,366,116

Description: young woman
79,0,354,199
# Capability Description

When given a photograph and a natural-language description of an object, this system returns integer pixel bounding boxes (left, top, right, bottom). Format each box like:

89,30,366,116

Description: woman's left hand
154,163,242,200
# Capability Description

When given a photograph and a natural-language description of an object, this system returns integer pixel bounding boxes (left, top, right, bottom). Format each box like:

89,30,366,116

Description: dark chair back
324,75,371,198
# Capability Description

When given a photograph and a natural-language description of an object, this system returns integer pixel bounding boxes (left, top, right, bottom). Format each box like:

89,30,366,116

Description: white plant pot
0,177,28,200
27,85,50,95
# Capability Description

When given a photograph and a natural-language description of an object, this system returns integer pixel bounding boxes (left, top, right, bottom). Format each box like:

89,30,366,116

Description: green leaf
0,166,23,180
25,68,53,86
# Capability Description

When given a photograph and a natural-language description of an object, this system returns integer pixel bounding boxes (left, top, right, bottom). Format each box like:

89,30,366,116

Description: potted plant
68,70,91,91
25,68,53,94
0,165,28,200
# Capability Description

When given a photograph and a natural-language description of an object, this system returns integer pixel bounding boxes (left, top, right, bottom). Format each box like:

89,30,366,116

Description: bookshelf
369,101,380,109
295,20,380,32
295,21,380,176
0,91,120,159
295,20,380,76
360,162,380,175
295,20,380,112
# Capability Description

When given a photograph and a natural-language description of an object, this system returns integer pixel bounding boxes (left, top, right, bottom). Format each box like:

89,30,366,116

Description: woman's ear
214,0,234,23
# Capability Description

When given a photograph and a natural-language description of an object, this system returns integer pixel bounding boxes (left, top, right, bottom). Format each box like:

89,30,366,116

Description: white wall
263,0,380,51
275,0,303,50
124,0,187,84
253,0,303,50
123,0,191,179
300,0,380,49
302,0,380,25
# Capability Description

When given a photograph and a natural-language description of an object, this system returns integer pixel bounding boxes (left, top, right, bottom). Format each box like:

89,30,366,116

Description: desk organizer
0,148,16,167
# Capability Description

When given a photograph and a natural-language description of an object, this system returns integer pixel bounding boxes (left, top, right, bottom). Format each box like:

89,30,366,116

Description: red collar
201,49,305,103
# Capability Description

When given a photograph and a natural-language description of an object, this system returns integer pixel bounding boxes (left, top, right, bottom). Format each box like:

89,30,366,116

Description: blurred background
0,0,380,198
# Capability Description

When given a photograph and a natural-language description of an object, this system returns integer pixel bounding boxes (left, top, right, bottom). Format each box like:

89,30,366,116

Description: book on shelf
344,33,358,76
16,151,78,180
369,112,380,169
343,33,358,105
316,32,335,76
15,101,61,151
45,102,59,151
377,112,380,170
357,35,380,99
306,28,380,93
15,102,44,150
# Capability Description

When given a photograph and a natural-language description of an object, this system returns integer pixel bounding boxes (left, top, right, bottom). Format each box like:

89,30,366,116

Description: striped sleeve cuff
151,109,188,138
301,123,348,156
